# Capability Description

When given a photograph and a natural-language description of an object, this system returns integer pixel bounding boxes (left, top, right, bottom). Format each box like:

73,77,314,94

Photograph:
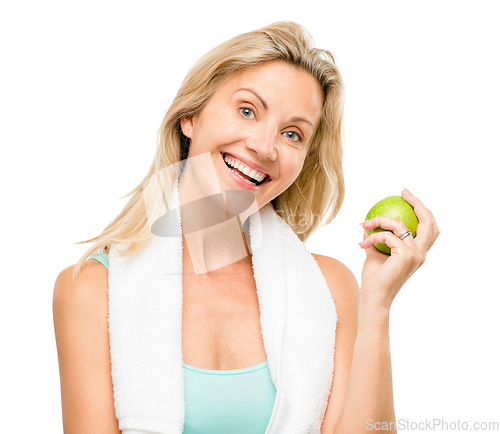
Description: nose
245,125,277,161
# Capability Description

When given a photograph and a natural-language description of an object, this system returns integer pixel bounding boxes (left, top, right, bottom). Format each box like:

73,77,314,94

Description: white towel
108,174,338,433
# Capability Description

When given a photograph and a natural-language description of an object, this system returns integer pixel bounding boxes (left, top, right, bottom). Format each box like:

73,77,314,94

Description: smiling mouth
221,153,270,187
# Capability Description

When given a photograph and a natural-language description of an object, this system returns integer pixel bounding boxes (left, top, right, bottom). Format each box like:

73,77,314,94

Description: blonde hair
71,20,345,285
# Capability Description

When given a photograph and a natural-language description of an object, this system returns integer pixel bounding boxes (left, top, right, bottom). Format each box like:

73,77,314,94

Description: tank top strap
88,252,109,270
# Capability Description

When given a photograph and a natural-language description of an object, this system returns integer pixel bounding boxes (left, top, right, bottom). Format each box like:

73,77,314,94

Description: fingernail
360,220,369,226
404,188,412,195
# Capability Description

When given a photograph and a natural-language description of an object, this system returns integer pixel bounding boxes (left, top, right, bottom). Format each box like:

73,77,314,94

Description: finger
401,189,429,227
359,231,420,263
359,229,407,253
360,232,388,260
360,215,415,248
401,189,439,251
360,228,384,261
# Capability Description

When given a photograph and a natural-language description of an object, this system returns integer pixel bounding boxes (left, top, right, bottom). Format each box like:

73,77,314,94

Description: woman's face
180,60,323,209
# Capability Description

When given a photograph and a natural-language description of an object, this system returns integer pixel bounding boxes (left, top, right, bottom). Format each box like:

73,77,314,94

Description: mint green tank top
88,252,277,433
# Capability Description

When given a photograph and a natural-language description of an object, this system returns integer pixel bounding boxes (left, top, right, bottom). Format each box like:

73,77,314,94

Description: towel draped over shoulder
107,174,338,433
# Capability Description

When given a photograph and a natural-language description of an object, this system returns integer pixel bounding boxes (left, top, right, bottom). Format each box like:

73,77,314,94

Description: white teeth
223,155,267,183
231,169,258,186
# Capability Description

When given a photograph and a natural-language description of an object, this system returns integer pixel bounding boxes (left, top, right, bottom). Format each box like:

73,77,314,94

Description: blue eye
284,131,302,141
239,107,255,119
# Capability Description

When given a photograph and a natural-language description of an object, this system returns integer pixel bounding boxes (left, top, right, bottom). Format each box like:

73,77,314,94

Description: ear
180,116,194,139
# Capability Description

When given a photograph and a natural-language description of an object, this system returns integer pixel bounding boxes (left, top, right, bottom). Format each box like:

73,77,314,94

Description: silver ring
399,229,412,240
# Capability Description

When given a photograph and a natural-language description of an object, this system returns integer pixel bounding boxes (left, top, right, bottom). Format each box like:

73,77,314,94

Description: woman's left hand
358,189,440,309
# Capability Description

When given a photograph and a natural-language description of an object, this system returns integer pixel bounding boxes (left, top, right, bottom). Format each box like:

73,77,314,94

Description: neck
177,171,251,276
181,234,252,278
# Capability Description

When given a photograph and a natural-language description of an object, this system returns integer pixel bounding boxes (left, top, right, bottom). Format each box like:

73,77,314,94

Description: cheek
207,108,243,142
286,152,308,177
222,122,242,139
278,154,308,189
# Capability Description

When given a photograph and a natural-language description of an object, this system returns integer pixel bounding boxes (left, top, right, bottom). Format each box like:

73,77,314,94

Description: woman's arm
333,299,396,433
320,190,439,433
53,262,121,434
314,255,359,433
315,256,396,434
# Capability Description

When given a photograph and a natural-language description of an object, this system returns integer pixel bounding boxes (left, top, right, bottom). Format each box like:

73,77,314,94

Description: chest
181,262,267,370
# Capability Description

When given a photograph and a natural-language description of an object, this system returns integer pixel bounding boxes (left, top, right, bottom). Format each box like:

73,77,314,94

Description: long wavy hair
71,20,345,284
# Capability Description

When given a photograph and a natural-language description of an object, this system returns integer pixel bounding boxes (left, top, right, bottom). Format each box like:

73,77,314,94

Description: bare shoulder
53,260,109,336
53,260,110,338
55,258,108,292
310,254,360,433
52,261,120,433
311,253,360,308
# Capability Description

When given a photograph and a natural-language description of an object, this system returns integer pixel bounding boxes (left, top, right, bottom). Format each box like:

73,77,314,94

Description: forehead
219,61,321,97
213,61,324,122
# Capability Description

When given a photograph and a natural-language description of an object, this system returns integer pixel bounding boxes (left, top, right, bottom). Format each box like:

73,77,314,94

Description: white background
1,0,499,432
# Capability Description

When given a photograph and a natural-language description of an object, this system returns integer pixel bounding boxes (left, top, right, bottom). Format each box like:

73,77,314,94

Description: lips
221,152,271,188
222,152,272,181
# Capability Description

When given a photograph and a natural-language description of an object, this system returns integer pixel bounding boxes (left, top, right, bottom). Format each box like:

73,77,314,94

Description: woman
53,21,439,433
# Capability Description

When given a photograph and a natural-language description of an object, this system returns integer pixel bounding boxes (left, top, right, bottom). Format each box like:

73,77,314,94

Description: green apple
364,196,419,255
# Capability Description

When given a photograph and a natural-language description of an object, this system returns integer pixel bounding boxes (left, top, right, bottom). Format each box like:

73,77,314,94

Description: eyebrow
237,87,269,110
236,87,314,128
289,116,314,128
